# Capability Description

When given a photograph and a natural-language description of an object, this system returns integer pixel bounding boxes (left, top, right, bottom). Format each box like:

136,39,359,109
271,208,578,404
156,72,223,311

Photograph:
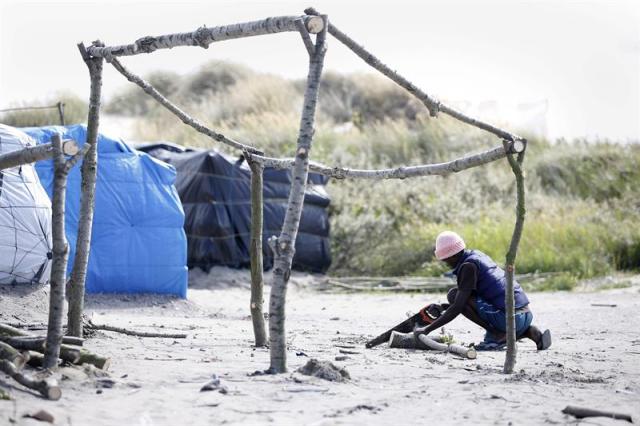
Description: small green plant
527,273,578,292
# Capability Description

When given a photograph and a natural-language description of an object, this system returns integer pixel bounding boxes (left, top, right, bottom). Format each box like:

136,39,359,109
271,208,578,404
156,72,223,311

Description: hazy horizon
1,0,639,142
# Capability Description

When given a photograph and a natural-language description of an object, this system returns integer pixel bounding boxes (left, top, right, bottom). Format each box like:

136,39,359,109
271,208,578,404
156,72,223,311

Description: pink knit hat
434,231,466,260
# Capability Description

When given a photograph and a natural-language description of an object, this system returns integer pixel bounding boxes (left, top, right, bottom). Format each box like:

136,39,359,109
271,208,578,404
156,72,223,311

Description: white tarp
0,124,52,284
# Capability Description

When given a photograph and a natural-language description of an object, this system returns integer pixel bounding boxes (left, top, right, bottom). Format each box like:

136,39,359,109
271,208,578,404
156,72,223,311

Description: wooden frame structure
79,8,527,374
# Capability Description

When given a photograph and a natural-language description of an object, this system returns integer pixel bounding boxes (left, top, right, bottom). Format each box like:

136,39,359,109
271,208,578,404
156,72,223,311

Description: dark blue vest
452,249,529,311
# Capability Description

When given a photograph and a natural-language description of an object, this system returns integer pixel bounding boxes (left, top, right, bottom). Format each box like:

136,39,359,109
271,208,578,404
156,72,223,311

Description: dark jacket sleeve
421,263,477,334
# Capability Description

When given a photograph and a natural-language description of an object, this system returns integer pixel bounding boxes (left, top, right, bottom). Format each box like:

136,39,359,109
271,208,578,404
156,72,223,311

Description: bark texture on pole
109,58,263,155
0,140,78,170
304,7,523,143
247,142,520,180
502,141,526,374
67,42,103,338
247,156,267,347
267,17,328,374
44,135,70,369
86,15,324,59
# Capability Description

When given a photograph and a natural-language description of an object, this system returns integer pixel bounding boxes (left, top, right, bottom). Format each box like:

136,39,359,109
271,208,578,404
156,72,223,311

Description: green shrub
95,62,639,284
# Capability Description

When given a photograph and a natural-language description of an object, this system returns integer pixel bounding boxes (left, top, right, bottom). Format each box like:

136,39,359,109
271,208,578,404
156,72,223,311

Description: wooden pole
43,135,90,369
86,15,324,59
502,140,526,374
0,140,78,170
267,15,328,374
246,141,522,180
44,135,70,369
67,42,103,338
247,156,267,347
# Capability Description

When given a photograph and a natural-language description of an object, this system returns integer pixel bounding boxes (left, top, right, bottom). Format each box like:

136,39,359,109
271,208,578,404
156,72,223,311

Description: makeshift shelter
0,125,52,284
137,143,331,273
23,125,188,297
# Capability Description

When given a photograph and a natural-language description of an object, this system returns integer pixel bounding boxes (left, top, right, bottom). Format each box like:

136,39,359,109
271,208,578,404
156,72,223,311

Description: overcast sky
1,0,639,141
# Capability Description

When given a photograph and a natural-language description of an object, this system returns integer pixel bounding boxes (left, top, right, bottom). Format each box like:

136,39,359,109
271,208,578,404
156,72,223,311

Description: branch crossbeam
0,140,79,171
86,15,324,59
247,143,515,180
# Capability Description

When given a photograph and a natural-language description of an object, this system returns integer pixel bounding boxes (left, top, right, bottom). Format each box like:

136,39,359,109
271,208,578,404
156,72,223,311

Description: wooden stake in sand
45,135,90,369
67,42,103,339
502,142,526,374
267,14,328,374
246,155,267,347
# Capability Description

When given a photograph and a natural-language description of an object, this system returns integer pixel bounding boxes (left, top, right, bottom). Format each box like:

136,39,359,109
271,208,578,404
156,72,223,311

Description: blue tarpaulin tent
22,125,187,297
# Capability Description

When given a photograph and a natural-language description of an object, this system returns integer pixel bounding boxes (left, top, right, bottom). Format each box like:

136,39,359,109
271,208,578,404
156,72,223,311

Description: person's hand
413,325,429,338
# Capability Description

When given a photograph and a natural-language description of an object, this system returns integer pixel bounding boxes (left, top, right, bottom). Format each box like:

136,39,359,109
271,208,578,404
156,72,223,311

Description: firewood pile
0,323,110,400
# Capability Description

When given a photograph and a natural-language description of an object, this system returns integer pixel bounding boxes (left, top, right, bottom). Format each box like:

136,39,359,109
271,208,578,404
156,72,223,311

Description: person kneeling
414,231,552,351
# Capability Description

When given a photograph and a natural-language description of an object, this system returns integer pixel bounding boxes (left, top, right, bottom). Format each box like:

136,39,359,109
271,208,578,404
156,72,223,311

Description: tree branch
246,154,267,347
502,140,526,374
295,18,315,56
247,142,518,180
0,140,78,170
86,15,325,59
109,57,263,155
62,144,91,174
304,7,523,142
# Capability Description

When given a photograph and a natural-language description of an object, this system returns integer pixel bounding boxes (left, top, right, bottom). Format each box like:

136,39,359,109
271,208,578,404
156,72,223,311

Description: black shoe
537,329,552,350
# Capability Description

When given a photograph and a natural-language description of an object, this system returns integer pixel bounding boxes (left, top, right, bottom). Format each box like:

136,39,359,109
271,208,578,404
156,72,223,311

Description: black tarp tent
137,143,331,273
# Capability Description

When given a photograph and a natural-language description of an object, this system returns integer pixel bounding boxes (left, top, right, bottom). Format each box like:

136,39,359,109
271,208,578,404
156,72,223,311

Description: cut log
0,329,108,369
417,335,477,359
61,336,84,346
0,324,83,346
0,341,29,369
0,323,28,337
26,351,44,368
0,359,61,400
562,406,633,423
77,350,110,371
5,335,84,347
0,337,80,364
388,331,427,349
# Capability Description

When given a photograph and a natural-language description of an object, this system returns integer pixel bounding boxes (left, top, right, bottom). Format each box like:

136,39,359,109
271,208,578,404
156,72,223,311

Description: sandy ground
1,269,639,426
